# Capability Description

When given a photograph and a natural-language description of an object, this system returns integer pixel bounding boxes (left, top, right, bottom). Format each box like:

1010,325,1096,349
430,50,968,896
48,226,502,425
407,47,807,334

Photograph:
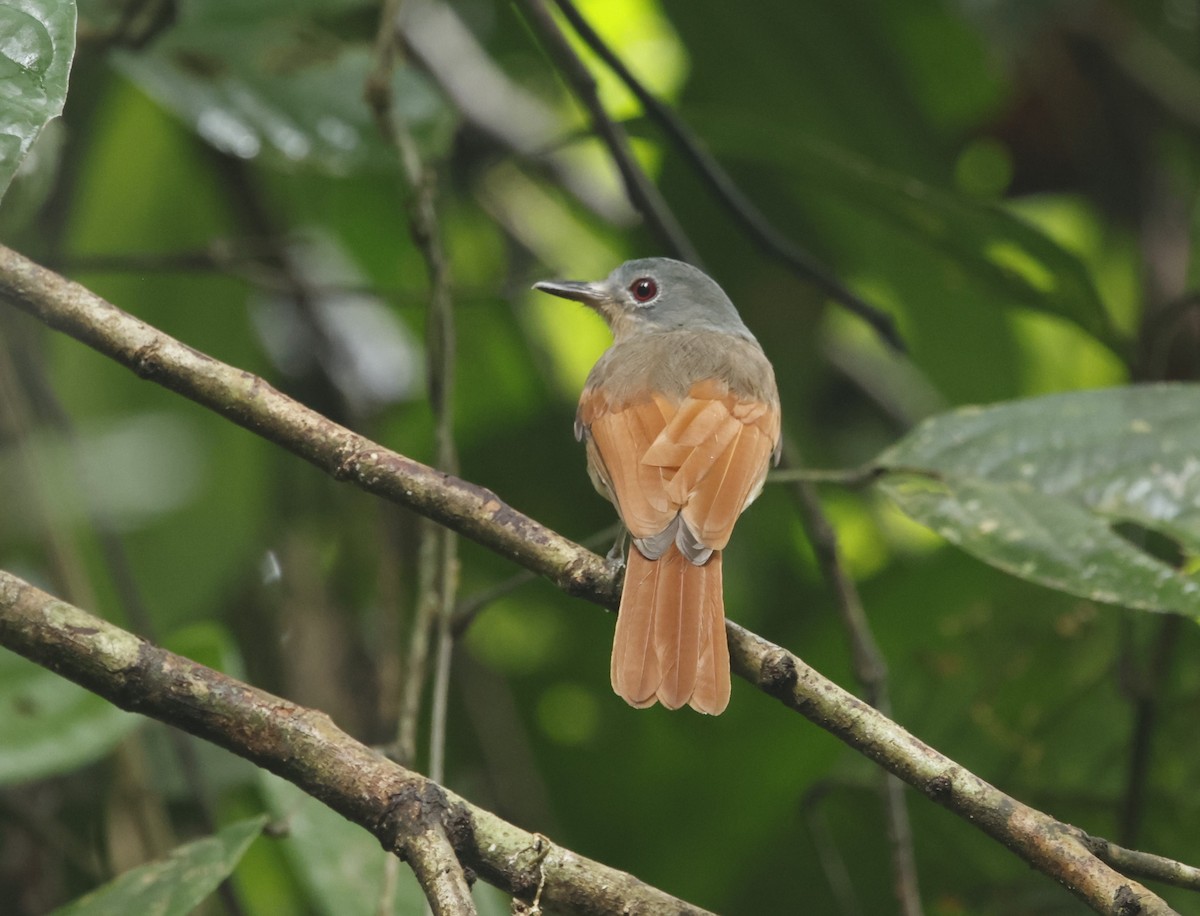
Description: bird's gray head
533,258,753,341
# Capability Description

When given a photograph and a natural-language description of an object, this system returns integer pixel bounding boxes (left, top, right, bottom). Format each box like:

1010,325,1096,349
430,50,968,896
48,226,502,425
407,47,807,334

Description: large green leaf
52,816,266,916
876,385,1200,617
0,649,141,785
0,0,76,198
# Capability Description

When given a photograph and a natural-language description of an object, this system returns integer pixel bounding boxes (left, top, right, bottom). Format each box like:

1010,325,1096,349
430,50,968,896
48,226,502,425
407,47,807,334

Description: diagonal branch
0,244,1190,915
514,0,699,264
546,0,904,352
0,570,710,916
0,244,618,611
725,627,1175,915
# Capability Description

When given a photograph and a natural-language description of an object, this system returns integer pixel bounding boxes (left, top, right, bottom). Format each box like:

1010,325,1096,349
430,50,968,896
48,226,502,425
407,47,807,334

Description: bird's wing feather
579,388,675,537
580,380,780,548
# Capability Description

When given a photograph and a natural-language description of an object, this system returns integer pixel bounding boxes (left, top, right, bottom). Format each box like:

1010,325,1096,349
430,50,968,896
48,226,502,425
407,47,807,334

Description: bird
534,258,780,714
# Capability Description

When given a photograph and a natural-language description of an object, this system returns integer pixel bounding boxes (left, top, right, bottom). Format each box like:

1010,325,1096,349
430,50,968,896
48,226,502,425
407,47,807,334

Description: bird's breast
581,328,778,416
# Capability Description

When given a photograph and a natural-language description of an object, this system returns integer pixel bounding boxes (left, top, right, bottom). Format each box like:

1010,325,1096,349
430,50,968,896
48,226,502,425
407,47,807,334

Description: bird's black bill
532,279,605,304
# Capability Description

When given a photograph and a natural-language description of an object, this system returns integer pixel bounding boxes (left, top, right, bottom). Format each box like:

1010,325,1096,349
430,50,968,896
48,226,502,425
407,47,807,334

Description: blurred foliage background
2,0,1200,913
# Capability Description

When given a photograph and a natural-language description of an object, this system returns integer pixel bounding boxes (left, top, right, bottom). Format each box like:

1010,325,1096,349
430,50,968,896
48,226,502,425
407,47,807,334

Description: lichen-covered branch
0,243,617,610
727,626,1174,915
1077,832,1200,893
0,570,712,916
383,781,477,916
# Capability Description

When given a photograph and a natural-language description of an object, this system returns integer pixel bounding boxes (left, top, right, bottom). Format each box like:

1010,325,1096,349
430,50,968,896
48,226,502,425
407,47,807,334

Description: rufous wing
579,390,676,538
580,382,779,542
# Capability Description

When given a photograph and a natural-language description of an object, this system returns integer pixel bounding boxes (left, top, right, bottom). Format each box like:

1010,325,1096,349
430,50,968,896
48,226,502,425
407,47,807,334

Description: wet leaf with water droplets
109,5,454,175
0,0,75,199
876,384,1200,618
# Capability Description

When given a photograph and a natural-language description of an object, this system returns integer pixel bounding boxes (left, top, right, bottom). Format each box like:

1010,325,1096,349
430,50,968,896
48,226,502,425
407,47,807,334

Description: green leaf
876,385,1200,617
51,816,266,916
0,649,141,785
259,770,424,916
0,0,76,198
110,2,454,174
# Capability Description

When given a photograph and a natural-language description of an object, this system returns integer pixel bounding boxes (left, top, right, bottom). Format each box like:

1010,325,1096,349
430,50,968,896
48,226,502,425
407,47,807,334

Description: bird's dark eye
629,277,658,303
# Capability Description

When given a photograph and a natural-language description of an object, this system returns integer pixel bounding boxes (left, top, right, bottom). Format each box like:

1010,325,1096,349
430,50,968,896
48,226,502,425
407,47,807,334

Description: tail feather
655,549,700,710
689,553,730,715
611,550,661,707
611,547,730,714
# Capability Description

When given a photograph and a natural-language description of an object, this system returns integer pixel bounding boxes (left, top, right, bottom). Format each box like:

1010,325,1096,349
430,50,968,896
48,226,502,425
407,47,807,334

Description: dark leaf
877,385,1200,616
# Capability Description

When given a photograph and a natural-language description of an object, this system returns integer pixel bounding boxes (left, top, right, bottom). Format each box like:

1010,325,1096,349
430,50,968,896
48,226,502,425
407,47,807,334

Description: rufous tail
610,546,731,714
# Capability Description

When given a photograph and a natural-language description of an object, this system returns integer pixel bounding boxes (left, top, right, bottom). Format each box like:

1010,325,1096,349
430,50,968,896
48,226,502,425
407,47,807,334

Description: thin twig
367,0,461,791
780,443,922,916
768,464,942,487
1078,829,1200,892
396,526,438,767
767,465,885,487
547,0,904,352
427,572,455,785
514,0,699,264
1118,614,1183,846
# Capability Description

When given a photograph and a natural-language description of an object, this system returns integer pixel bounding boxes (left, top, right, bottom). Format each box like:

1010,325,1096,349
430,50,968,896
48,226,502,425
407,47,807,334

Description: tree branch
0,243,618,610
386,782,478,916
514,0,700,264
0,244,1190,914
0,570,710,916
1078,832,1200,893
726,626,1174,914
